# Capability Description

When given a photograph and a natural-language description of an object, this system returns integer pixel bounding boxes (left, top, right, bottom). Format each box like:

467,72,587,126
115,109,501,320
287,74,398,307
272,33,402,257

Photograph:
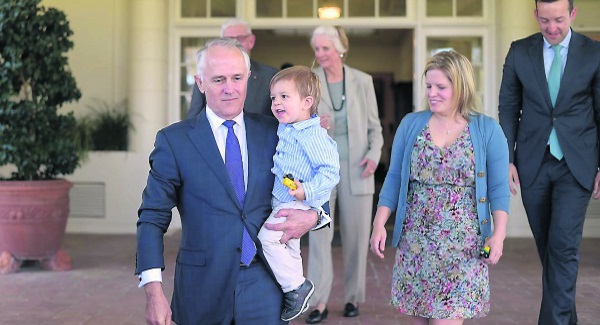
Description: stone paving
1,232,599,325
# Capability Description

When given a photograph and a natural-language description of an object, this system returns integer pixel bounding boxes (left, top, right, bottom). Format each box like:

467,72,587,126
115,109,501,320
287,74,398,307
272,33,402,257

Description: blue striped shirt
271,116,340,208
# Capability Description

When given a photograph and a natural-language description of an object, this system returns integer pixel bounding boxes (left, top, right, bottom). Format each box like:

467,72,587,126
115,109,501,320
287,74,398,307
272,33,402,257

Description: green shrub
0,0,82,180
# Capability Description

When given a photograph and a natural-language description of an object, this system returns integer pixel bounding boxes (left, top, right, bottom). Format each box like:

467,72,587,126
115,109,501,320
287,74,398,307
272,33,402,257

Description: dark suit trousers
521,149,590,325
220,261,287,325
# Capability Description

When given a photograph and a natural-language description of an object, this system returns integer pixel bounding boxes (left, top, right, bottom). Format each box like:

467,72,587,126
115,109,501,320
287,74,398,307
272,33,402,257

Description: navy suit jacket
186,59,278,118
499,30,600,190
136,110,279,324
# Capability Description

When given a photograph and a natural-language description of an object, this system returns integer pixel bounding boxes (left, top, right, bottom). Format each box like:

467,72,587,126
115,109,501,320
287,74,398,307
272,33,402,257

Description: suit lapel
244,114,268,205
246,60,259,107
528,35,554,110
187,111,242,210
556,31,584,111
344,65,357,118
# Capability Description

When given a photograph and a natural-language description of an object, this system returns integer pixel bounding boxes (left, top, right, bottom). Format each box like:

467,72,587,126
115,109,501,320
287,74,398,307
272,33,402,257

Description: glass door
415,27,494,117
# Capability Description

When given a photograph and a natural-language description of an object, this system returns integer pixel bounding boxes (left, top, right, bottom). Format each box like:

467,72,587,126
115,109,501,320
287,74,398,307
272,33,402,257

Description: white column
496,0,538,237
128,0,168,155
497,0,538,64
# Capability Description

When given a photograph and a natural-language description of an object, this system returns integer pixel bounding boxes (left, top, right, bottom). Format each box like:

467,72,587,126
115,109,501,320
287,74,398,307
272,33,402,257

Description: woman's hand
360,158,377,178
482,234,505,265
370,207,392,259
483,210,507,265
369,224,387,259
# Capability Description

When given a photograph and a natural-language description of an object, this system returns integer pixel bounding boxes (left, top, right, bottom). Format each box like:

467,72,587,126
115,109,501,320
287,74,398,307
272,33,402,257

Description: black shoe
281,280,314,321
343,303,359,317
306,308,328,324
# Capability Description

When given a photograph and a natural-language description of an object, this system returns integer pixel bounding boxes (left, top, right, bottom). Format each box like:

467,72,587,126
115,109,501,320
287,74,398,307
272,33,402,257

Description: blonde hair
310,25,349,59
270,66,322,116
422,50,481,120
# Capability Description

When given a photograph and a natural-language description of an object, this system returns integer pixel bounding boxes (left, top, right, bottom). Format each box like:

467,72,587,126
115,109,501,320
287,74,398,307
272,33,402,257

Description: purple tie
223,120,256,266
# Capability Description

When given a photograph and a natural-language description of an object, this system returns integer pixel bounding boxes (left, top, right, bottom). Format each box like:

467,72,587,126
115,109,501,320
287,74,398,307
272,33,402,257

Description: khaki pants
258,200,310,293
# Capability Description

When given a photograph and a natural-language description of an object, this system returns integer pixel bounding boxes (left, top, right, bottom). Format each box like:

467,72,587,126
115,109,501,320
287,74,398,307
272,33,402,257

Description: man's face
196,46,249,120
222,25,256,53
535,0,576,45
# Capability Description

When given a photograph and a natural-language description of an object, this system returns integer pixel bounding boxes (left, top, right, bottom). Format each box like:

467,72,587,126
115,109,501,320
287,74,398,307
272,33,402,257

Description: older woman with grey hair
305,25,383,324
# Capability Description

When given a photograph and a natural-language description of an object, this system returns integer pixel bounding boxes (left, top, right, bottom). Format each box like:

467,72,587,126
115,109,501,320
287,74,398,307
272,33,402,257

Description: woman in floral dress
369,50,510,325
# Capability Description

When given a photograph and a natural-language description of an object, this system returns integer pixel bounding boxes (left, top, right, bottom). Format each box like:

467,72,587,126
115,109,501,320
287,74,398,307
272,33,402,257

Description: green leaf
0,0,83,180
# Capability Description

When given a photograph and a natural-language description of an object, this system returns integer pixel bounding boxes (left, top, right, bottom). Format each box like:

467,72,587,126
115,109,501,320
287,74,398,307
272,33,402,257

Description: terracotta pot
0,179,72,273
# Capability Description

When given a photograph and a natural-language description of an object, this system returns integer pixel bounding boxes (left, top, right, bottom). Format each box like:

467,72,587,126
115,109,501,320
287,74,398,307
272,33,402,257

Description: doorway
252,28,414,238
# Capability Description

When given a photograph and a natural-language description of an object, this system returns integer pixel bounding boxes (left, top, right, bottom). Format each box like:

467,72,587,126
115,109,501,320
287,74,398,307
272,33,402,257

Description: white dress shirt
138,107,247,287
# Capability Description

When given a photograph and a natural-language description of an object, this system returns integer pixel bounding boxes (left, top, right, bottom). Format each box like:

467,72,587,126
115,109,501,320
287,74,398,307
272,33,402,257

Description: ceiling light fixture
318,6,341,19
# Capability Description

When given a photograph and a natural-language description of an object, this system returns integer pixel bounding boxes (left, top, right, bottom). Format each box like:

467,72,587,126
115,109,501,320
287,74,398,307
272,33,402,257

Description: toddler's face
270,80,312,124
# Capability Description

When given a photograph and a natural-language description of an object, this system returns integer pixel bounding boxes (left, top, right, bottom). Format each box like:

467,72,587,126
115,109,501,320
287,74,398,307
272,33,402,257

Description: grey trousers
307,159,373,305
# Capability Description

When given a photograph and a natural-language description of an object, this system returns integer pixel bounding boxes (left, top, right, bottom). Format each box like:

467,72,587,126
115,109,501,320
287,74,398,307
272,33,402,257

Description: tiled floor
1,232,599,325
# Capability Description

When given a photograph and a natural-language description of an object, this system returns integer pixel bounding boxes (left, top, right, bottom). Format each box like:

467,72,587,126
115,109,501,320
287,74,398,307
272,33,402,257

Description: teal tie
548,44,563,160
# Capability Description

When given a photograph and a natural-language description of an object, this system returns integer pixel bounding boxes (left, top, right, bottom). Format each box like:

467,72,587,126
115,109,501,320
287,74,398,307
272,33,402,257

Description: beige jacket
314,65,384,195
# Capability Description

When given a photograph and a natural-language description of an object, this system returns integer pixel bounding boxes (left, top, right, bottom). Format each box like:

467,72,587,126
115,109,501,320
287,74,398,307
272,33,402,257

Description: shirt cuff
311,206,331,231
138,268,162,288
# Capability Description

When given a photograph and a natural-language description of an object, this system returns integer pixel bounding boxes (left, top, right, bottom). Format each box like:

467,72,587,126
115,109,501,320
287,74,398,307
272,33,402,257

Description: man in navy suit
136,38,322,325
498,0,600,324
186,18,278,119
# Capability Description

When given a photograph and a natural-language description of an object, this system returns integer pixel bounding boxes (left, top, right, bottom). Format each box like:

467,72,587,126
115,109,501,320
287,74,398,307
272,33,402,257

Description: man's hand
144,282,172,325
508,163,520,195
264,209,318,244
593,171,600,200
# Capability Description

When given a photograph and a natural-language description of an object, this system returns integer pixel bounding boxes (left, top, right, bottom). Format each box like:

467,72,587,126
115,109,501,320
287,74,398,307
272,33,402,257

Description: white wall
35,0,599,236
494,0,539,237
41,0,178,234
43,0,129,117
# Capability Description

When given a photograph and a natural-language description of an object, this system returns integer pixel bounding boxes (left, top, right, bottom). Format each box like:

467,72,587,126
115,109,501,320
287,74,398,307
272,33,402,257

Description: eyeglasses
226,34,252,43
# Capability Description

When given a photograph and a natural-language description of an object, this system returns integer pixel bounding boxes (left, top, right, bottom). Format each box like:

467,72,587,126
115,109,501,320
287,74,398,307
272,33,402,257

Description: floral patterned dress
390,125,489,319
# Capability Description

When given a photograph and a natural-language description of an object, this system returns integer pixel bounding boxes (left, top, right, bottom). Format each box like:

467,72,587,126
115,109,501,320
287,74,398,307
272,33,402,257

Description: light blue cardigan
378,110,510,247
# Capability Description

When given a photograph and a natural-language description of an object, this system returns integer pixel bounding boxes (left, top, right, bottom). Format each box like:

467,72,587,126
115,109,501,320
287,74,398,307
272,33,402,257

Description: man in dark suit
498,0,600,324
136,38,323,325
186,18,277,119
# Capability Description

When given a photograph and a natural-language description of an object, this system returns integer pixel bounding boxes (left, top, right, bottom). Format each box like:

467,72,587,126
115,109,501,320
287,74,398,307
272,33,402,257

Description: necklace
324,68,345,111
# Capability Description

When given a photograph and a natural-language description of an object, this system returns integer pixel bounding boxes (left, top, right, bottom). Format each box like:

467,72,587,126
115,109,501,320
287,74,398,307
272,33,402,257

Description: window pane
180,66,194,92
426,37,483,104
288,0,313,17
180,37,211,119
380,0,407,17
426,0,452,17
256,0,282,17
457,0,482,16
317,0,344,18
181,0,207,18
211,0,235,17
349,0,374,17
180,38,209,61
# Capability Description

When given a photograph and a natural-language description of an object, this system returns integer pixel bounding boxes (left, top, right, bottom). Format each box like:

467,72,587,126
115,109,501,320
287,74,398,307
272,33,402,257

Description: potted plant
80,98,133,151
0,0,83,273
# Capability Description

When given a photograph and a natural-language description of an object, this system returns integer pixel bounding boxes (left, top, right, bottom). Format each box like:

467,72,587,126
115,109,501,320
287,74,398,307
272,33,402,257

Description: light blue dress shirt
271,116,340,208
